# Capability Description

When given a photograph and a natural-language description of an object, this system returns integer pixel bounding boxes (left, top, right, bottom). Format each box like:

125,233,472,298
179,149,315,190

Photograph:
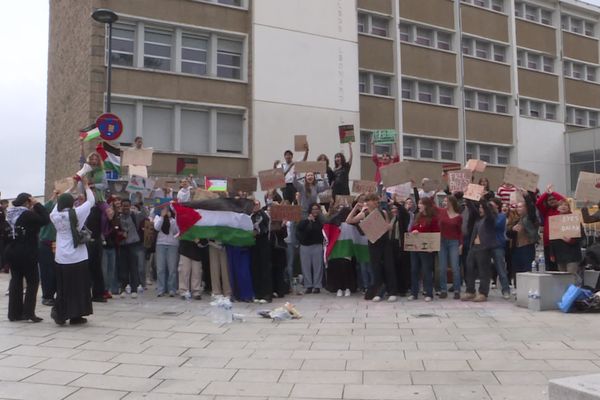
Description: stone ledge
549,373,600,400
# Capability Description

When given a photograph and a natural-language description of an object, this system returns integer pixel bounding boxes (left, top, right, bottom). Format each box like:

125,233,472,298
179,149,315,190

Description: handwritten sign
509,190,525,205
352,180,378,194
386,182,413,200
549,214,582,240
122,148,153,167
54,177,74,193
448,169,472,193
294,161,327,174
318,189,332,204
359,209,389,244
373,129,397,144
227,177,257,193
463,183,485,201
108,180,129,198
338,124,355,143
503,166,539,192
404,232,441,252
258,169,285,191
380,161,411,187
270,204,302,222
126,176,154,198
575,171,600,203
128,165,148,178
465,159,487,173
294,135,308,152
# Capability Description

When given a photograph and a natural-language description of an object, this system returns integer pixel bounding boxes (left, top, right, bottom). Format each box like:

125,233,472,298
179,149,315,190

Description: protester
330,143,353,199
479,177,495,201
5,193,50,322
269,212,288,298
489,198,511,299
178,238,204,300
497,181,517,206
177,178,193,203
226,244,254,302
38,191,59,306
536,184,565,271
438,195,463,299
118,199,146,298
208,240,232,299
154,206,179,297
101,197,121,297
293,171,330,217
297,202,325,294
371,138,399,186
324,206,357,296
279,144,309,203
389,198,411,297
506,191,539,279
251,200,273,303
550,200,583,281
408,197,439,302
50,181,95,325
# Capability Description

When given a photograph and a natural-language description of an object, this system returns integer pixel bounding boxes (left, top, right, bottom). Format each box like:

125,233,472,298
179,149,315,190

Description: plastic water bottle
125,284,132,295
223,299,233,323
531,260,538,273
537,255,546,273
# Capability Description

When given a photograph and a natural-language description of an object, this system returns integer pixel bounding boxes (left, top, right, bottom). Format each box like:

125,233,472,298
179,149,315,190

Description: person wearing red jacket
536,184,565,271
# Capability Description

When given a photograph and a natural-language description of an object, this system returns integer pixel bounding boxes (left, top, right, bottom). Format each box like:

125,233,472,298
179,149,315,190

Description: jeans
300,244,324,289
102,247,119,294
438,238,460,293
38,242,56,300
156,244,179,295
410,252,434,298
119,242,141,292
491,246,510,294
466,245,492,296
359,261,374,290
137,246,147,285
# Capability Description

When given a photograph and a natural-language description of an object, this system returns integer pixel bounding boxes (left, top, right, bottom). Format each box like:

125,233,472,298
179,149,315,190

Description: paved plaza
0,273,599,400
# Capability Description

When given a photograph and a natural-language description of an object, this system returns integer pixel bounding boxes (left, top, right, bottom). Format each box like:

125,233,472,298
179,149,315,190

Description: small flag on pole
79,124,101,142
204,177,227,192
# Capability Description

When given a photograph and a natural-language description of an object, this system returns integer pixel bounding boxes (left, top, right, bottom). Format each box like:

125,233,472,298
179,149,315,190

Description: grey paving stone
65,388,128,400
0,381,78,400
280,370,362,384
23,369,83,385
343,384,435,399
231,368,283,382
484,384,549,400
70,373,162,392
290,383,344,398
433,384,491,400
411,371,499,385
107,364,163,378
363,371,412,385
346,359,424,371
202,381,293,397
35,358,117,374
0,365,39,381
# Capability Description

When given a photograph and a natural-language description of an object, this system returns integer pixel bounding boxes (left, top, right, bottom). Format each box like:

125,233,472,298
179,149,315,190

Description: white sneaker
258,299,268,304
344,289,351,297
388,296,397,302
131,292,138,299
372,296,381,302
424,296,432,302
337,289,343,297
120,291,126,299
407,295,416,301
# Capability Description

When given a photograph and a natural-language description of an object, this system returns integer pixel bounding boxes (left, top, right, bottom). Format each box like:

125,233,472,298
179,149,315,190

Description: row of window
467,143,510,165
401,80,454,106
519,99,557,121
517,50,554,73
515,2,553,26
399,23,452,51
561,15,595,37
359,72,391,96
200,0,243,7
462,37,506,63
566,107,599,128
110,21,244,80
357,13,389,37
461,0,504,13
564,61,597,82
464,90,509,114
112,100,245,155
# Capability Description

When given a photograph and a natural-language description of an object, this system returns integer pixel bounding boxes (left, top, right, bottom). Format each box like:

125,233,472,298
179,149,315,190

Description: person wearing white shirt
50,181,95,325
278,144,309,203
154,207,180,297
177,178,193,203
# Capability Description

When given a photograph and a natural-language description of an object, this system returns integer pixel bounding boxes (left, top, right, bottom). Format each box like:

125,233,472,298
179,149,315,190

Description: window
437,32,451,50
529,101,540,118
181,34,208,76
419,139,435,159
372,75,391,96
402,23,452,51
357,13,367,33
497,147,509,165
541,10,552,25
496,96,508,113
514,3,553,26
403,137,415,158
217,39,242,79
517,50,524,67
111,23,135,67
478,93,490,111
588,67,597,82
546,104,556,120
401,80,412,99
463,36,506,63
360,131,371,153
520,99,558,121
416,27,433,46
217,0,242,6
361,72,392,96
585,21,595,36
519,50,554,73
525,5,537,21
491,0,503,12
112,103,136,144
475,41,490,59
418,83,433,102
571,18,583,34
564,61,597,82
359,72,367,93
371,16,389,37
562,15,569,30
439,86,453,105
462,0,503,12
143,106,173,150
590,111,598,127
462,38,472,55
493,45,505,62
464,90,474,108
576,109,585,125
466,143,476,160
181,109,210,154
440,141,455,160
144,28,172,71
527,53,540,69
543,57,553,73
217,113,243,153
399,23,410,41
479,145,492,163
573,63,583,79
467,90,509,114
563,14,595,37
519,99,526,116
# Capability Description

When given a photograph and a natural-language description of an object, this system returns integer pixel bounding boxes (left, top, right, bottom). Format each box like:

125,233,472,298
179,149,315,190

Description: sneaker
473,293,487,302
388,295,397,302
453,292,461,300
258,299,268,304
313,288,320,294
131,292,138,299
304,288,313,294
424,296,433,302
146,280,153,286
407,295,416,301
461,293,476,301
372,296,381,302
337,289,343,297
103,290,112,299
120,291,126,299
448,285,455,293
491,282,497,289
439,292,448,299
502,291,511,300
157,292,164,297
344,289,351,297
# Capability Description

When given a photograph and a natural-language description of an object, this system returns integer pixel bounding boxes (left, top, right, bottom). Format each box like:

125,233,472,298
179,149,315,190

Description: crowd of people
0,136,589,325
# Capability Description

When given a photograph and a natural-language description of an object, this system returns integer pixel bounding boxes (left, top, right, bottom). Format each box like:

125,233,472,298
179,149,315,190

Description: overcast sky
3,0,600,199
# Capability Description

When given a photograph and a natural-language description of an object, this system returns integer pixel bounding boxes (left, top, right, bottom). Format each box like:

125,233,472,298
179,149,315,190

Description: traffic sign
96,113,123,141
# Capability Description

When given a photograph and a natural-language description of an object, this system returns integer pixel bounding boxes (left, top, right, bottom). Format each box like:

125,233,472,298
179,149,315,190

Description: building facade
45,0,600,196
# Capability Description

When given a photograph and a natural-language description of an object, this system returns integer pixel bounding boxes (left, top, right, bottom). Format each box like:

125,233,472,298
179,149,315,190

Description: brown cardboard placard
338,124,355,143
404,232,441,252
294,161,327,174
509,190,525,205
379,161,411,187
422,178,441,193
465,159,487,173
352,180,378,194
128,165,148,178
333,194,354,209
154,177,178,189
359,209,389,244
122,148,153,166
227,177,257,193
318,189,333,204
503,166,539,192
192,188,219,201
448,169,473,193
294,135,308,152
575,171,600,203
386,182,413,200
270,204,302,222
258,169,286,191
548,214,582,240
463,183,485,201
54,177,75,193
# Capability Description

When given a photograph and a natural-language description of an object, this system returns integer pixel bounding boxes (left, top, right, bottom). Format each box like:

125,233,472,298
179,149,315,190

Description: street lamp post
91,8,119,113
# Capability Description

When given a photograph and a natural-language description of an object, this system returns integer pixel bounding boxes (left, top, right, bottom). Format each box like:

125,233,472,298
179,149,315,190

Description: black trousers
251,235,273,300
38,242,56,300
7,246,39,320
466,245,492,296
543,245,558,271
87,239,105,298
391,239,411,295
282,183,297,204
119,242,141,292
271,245,288,297
366,237,397,299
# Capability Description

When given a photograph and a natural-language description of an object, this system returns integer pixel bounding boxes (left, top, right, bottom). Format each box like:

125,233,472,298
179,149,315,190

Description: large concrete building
45,0,600,196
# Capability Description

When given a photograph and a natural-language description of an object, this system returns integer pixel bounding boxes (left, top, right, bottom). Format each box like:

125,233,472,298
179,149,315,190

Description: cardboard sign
373,129,397,144
359,209,389,244
422,179,441,193
154,177,178,190
294,135,308,152
465,159,487,173
338,124,355,143
318,189,332,204
128,165,148,178
442,163,462,173
575,171,600,203
108,180,129,198
448,169,473,193
54,177,75,193
258,169,286,191
352,180,378,194
463,183,485,201
294,161,327,174
509,190,525,205
192,189,219,201
404,232,441,252
122,148,153,167
333,195,354,209
270,204,302,222
126,176,154,198
386,182,413,200
503,166,539,192
549,214,582,240
380,162,411,187
227,177,257,193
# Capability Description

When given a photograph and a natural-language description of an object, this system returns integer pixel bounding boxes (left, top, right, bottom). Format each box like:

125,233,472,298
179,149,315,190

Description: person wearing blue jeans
490,198,510,298
410,252,435,300
154,208,179,297
102,247,119,295
438,195,463,299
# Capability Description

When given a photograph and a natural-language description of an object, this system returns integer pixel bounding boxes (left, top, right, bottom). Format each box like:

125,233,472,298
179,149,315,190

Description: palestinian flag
96,141,121,176
205,177,227,192
323,222,370,263
79,123,101,142
172,198,255,247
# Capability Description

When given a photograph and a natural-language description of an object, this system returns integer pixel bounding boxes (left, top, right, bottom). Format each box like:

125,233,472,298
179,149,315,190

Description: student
325,206,356,297
506,191,539,278
177,178,193,203
50,182,95,325
154,207,179,297
389,198,411,297
118,199,146,298
330,143,353,199
371,137,399,186
5,193,50,322
293,171,330,217
479,177,495,201
39,191,59,306
178,238,204,300
102,197,122,297
489,198,511,299
550,200,583,282
279,144,309,203
438,195,463,299
297,203,325,294
497,181,517,207
536,184,565,271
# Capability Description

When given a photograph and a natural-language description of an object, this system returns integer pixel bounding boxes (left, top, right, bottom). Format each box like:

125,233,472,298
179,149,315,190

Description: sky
3,0,600,199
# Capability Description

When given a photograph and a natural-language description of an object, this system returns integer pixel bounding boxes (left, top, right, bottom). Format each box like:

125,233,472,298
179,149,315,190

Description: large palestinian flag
96,141,121,176
323,222,370,263
172,198,255,247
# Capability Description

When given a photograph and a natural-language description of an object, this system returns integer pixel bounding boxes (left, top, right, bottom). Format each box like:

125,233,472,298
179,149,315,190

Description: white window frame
358,12,390,38
360,71,393,97
466,142,511,165
401,23,453,51
562,14,596,37
564,60,598,83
